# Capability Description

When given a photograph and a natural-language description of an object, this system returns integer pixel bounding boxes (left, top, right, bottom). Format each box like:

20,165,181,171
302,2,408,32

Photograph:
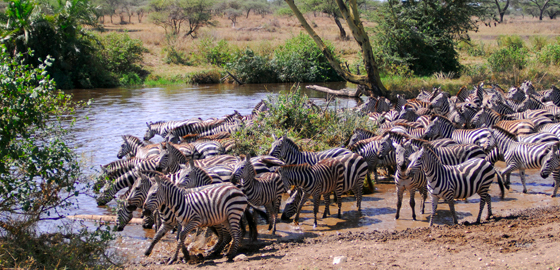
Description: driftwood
225,71,244,85
66,214,144,224
306,85,362,97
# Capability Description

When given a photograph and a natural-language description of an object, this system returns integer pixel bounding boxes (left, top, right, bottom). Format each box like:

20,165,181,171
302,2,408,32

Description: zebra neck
421,150,442,182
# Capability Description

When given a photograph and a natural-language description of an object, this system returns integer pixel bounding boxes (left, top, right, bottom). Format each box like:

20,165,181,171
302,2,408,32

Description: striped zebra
490,126,556,194
181,132,231,143
143,178,248,262
189,140,225,159
540,142,560,197
231,155,283,235
165,118,231,144
117,135,160,159
398,106,420,122
406,143,505,226
487,100,516,115
392,141,427,220
507,86,526,103
541,85,560,106
464,83,485,108
176,159,214,189
446,99,467,129
277,158,345,228
508,109,555,122
280,153,368,220
346,128,379,147
96,157,161,205
348,136,395,183
429,92,451,115
516,95,546,112
518,132,560,144
471,107,513,128
144,119,199,141
269,135,352,165
494,119,536,135
460,103,479,129
423,115,495,151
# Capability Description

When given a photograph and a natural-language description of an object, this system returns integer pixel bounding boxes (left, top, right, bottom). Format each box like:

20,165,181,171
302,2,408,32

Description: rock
333,256,347,265
234,254,248,262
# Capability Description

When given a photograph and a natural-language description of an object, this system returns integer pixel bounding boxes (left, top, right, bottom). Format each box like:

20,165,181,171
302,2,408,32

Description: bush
188,69,223,84
163,45,190,65
198,38,236,67
530,36,549,52
272,33,343,82
487,47,528,73
497,35,525,50
537,43,560,66
226,48,277,83
97,32,147,76
458,40,487,57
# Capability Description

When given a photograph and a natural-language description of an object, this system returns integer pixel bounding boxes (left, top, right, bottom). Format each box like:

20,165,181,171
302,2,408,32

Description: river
62,82,560,263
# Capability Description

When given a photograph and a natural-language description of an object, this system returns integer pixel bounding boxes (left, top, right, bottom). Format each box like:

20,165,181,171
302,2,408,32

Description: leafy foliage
488,46,528,73
226,48,277,83
371,0,489,76
149,0,214,38
538,43,560,65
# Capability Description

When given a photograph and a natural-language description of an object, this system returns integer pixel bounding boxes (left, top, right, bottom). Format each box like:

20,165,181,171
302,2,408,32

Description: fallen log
226,71,244,85
66,214,144,224
305,85,362,97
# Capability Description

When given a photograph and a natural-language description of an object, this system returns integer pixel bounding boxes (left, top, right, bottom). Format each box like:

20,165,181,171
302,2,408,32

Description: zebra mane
149,120,167,126
409,137,430,147
122,135,147,147
523,94,544,105
281,136,300,152
354,128,376,137
382,130,411,140
139,170,166,178
393,122,418,129
491,125,518,141
430,114,452,124
347,136,380,151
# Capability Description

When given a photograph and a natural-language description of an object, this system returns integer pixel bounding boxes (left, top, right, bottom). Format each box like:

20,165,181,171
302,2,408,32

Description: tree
242,0,270,18
371,0,490,76
523,0,557,20
101,0,121,23
301,0,349,40
0,46,81,230
285,0,387,98
494,0,511,22
149,0,214,38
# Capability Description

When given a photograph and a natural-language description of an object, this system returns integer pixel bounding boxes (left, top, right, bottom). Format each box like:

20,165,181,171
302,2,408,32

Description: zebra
277,158,345,228
176,159,214,189
487,100,516,115
506,86,526,103
392,140,427,220
540,142,560,197
508,109,555,122
406,143,505,226
423,115,496,151
189,140,225,159
348,136,395,183
117,135,160,159
280,153,368,220
96,157,161,206
346,128,379,147
541,85,560,106
157,142,189,175
269,135,352,165
429,92,451,115
143,177,248,262
518,132,560,144
165,118,232,144
470,107,513,128
180,132,231,143
494,119,536,135
516,95,546,112
144,119,199,141
490,126,556,194
231,154,283,235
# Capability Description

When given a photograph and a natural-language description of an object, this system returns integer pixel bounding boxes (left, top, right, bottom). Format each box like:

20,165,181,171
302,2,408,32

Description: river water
63,82,560,262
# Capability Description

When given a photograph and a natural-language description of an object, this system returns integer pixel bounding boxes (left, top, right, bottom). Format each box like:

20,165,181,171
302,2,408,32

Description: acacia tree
494,0,511,22
149,0,214,37
285,0,387,98
523,0,557,20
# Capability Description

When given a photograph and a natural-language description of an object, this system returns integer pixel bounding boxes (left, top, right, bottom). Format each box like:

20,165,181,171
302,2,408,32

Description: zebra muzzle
142,209,152,217
126,204,138,211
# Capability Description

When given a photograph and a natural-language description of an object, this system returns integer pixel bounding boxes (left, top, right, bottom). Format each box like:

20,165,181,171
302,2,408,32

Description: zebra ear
146,122,150,128
246,153,252,161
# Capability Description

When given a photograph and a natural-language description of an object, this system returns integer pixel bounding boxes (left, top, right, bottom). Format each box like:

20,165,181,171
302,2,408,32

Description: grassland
99,13,560,91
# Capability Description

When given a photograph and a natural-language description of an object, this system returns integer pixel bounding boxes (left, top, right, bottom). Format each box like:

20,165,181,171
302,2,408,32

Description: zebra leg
501,165,517,190
322,193,331,219
420,187,427,215
225,212,243,261
395,185,405,220
409,187,417,221
446,199,458,225
170,223,198,264
335,189,343,218
352,178,364,212
209,224,229,257
144,222,175,257
429,195,439,226
294,192,311,225
244,208,258,242
519,169,528,193
264,202,277,235
365,172,375,193
313,193,322,228
485,193,493,221
552,169,560,197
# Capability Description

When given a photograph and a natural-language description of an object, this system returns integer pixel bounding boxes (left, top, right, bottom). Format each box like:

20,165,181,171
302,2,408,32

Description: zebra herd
95,81,560,263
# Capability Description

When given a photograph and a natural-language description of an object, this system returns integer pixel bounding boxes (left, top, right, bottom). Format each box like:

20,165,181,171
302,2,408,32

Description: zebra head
126,173,152,212
506,87,525,103
377,135,394,158
405,145,424,177
144,122,157,141
156,143,170,174
423,117,442,140
541,85,559,103
471,108,488,128
142,175,165,217
117,135,132,159
281,188,302,221
231,154,252,185
540,143,560,179
269,135,286,159
277,165,295,193
165,128,181,144
116,200,133,232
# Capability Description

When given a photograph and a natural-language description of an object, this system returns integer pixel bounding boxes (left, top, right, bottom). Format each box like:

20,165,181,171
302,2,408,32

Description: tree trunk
284,0,388,99
499,12,505,22
110,14,113,24
333,15,347,40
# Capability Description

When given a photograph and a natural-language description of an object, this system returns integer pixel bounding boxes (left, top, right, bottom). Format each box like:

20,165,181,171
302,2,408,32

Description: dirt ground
127,204,560,270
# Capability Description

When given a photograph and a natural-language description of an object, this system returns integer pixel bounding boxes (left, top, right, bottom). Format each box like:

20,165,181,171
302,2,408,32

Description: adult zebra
117,135,160,159
277,158,345,228
490,126,556,194
144,119,199,141
541,85,560,106
143,177,248,262
540,142,560,197
423,115,496,152
392,141,427,220
231,154,284,235
348,136,395,183
406,143,505,226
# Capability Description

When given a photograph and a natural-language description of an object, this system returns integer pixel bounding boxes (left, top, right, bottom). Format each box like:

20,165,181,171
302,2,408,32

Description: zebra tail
496,170,507,199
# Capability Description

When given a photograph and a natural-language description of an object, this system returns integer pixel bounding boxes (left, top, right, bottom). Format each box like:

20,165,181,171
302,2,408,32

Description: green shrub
226,48,277,83
487,47,528,73
119,72,143,85
97,32,146,75
462,63,490,83
163,45,190,65
530,35,549,52
537,43,560,66
497,35,525,50
198,38,236,66
187,69,222,84
272,33,343,82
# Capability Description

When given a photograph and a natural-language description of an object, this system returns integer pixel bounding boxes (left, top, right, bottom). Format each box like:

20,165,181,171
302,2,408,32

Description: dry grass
97,14,560,87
